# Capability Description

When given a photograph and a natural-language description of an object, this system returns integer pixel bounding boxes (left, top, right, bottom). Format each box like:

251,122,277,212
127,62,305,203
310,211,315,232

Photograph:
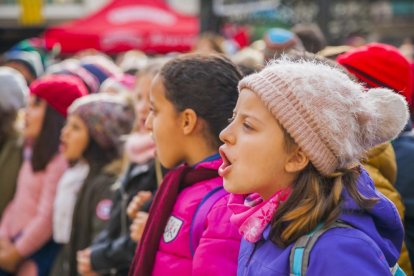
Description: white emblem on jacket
163,216,183,243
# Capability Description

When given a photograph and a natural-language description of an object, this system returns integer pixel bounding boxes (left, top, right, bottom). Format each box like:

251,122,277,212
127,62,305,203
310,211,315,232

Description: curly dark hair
160,53,243,148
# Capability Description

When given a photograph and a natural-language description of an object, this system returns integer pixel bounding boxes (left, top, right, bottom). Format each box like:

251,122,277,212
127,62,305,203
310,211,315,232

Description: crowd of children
0,25,413,276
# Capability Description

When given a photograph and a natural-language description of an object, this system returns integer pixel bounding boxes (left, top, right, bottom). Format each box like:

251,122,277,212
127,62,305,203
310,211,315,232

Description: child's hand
130,211,149,242
127,191,152,219
0,240,22,273
77,248,98,276
0,238,10,250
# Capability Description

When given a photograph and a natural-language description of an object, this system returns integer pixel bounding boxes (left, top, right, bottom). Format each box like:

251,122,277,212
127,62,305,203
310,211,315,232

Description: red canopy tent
44,0,199,54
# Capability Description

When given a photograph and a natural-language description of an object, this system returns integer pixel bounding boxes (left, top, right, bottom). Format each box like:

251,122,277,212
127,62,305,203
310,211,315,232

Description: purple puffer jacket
237,168,404,275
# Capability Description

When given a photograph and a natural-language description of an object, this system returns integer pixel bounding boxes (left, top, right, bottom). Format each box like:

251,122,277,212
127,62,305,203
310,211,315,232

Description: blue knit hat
263,28,304,60
80,55,121,86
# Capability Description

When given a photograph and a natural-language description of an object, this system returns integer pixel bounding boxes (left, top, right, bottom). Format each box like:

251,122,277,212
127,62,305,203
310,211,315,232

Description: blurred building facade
0,0,413,52
280,0,414,45
0,0,108,26
221,0,414,45
0,0,109,52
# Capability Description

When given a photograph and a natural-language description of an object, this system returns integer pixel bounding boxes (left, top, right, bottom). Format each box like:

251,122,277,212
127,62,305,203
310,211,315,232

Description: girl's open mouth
219,146,232,177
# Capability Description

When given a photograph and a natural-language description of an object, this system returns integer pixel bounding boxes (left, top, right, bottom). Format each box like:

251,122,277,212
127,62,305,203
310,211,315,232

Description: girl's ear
285,148,309,173
181,108,198,135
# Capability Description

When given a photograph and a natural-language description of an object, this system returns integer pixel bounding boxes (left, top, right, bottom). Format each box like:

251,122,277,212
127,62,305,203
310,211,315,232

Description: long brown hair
270,129,377,247
0,109,17,147
31,104,65,172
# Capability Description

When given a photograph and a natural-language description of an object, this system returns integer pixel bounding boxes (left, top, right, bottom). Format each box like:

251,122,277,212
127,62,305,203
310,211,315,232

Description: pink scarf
228,188,291,243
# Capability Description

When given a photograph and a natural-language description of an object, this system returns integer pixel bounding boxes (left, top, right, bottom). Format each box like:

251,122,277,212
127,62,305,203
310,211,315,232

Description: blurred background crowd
0,0,414,275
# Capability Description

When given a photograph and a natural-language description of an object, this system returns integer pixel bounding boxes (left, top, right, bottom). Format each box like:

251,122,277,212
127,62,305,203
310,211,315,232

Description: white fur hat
0,66,28,112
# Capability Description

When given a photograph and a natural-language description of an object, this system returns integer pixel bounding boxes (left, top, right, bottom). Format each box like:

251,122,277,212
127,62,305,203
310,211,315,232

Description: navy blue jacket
393,119,414,266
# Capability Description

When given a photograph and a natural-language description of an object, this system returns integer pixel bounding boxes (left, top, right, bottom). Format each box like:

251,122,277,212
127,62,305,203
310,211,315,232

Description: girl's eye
34,97,42,105
243,122,254,131
149,106,157,115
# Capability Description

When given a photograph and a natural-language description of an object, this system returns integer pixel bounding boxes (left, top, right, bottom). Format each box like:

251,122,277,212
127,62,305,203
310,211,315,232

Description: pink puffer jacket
152,158,241,276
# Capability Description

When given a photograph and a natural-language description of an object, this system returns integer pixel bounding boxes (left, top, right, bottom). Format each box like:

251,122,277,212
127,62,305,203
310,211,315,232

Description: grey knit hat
0,66,28,112
68,93,135,153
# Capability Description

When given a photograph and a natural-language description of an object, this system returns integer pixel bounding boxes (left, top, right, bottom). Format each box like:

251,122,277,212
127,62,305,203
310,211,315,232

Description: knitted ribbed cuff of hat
239,70,337,175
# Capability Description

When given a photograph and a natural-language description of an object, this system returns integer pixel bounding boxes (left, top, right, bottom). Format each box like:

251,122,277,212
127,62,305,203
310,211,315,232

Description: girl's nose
60,126,68,141
219,124,235,145
144,113,153,132
138,105,148,121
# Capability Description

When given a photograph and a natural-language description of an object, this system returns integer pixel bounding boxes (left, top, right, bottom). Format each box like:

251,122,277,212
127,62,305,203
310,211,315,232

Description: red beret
29,74,88,117
337,43,413,107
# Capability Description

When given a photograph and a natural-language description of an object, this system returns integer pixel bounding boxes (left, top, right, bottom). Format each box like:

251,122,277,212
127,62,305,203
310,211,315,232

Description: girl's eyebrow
238,112,265,127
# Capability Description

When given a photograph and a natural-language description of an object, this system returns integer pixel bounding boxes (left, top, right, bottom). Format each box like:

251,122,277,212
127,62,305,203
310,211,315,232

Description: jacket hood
364,143,389,159
339,168,403,266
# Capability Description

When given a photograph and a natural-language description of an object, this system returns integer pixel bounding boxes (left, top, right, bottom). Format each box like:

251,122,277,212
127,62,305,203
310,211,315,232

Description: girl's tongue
218,147,232,177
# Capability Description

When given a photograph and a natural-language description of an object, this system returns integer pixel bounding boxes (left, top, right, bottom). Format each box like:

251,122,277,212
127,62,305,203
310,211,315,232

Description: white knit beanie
239,57,409,175
0,66,28,112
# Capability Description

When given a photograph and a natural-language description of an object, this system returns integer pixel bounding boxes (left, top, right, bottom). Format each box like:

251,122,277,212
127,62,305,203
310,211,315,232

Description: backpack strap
289,221,353,276
289,221,407,276
391,263,407,276
189,186,228,256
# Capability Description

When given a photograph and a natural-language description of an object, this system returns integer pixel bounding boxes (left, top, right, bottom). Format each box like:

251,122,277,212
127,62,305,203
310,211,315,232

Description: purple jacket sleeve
192,194,241,276
307,228,392,276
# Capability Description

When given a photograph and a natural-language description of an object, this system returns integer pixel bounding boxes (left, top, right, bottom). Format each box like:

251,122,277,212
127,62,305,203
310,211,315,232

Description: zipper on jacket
120,164,136,235
120,182,128,236
120,163,150,235
244,243,258,276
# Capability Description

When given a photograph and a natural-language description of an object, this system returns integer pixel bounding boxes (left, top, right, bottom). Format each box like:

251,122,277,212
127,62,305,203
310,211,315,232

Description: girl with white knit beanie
219,57,409,275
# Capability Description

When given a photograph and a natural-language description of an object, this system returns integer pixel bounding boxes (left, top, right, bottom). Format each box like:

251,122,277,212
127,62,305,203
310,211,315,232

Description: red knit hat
411,62,414,108
30,74,88,117
337,43,413,107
